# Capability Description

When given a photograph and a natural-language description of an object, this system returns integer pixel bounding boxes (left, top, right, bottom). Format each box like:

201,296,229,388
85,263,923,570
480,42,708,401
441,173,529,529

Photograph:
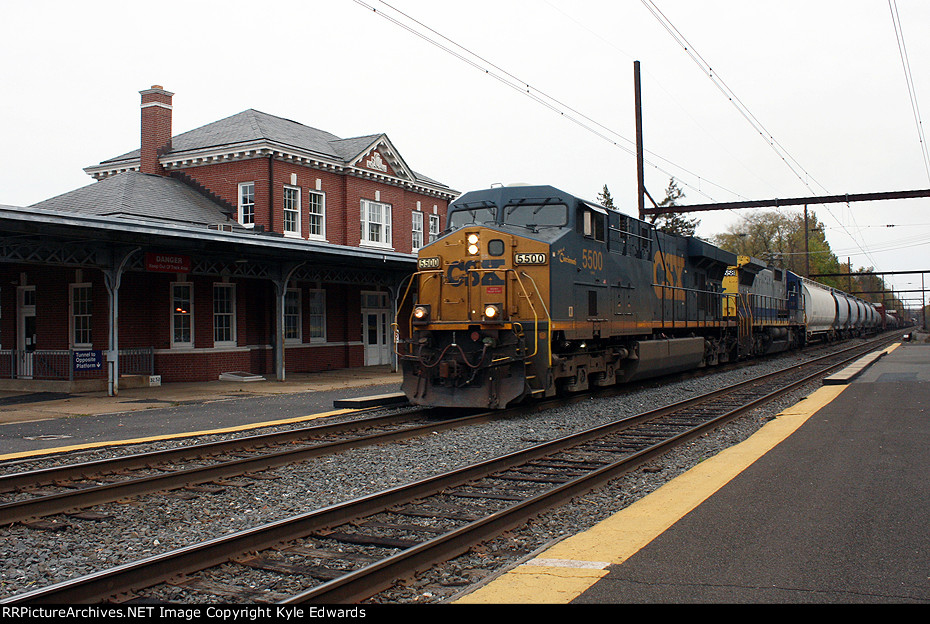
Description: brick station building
0,86,455,394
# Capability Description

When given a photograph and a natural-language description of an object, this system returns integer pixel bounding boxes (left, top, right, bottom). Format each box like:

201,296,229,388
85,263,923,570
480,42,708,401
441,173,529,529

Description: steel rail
0,409,412,492
2,336,895,604
285,337,899,602
0,409,498,525
1,333,800,523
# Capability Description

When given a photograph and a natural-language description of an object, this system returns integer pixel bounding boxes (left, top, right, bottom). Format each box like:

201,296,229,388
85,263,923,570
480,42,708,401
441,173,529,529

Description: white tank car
801,278,839,338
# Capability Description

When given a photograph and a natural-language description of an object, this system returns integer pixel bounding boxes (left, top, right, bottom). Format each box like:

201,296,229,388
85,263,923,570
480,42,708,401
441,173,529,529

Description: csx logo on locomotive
445,259,506,286
653,252,687,300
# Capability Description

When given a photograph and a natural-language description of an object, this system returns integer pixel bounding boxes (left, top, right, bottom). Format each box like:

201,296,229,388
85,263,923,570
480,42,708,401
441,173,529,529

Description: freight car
396,184,875,409
723,258,882,353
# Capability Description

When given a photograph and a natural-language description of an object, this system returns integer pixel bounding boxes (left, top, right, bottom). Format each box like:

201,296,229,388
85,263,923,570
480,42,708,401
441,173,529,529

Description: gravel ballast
0,347,854,602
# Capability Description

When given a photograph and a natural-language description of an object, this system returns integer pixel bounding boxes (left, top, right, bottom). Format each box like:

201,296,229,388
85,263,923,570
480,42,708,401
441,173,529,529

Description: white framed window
307,190,325,240
213,283,236,346
308,289,326,342
284,185,301,236
238,182,255,227
361,199,392,248
429,213,440,243
171,283,193,348
412,211,424,251
284,288,302,343
70,283,92,348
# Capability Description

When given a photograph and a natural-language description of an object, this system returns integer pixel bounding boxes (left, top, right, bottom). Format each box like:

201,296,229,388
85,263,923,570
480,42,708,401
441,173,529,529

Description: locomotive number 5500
582,249,603,271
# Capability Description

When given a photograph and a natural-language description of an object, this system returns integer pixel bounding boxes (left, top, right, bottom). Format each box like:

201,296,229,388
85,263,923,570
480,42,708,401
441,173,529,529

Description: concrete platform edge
453,383,849,604
822,346,893,385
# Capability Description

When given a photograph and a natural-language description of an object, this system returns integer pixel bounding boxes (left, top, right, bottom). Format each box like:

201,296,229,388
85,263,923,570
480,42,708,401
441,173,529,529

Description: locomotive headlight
413,305,431,323
483,303,502,321
466,233,480,255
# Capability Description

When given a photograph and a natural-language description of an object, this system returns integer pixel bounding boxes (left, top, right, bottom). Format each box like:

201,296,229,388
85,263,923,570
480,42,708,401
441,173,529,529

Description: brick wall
0,246,403,381
181,160,446,253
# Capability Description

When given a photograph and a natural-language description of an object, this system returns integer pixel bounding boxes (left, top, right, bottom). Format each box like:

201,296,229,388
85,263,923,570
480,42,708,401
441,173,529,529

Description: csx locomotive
396,184,885,409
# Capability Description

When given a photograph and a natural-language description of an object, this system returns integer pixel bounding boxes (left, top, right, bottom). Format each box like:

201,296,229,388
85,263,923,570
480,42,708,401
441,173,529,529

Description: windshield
448,206,497,230
504,203,568,229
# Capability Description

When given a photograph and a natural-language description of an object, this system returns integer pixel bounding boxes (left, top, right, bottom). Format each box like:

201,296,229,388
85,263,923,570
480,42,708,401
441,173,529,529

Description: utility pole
804,204,810,278
634,60,645,222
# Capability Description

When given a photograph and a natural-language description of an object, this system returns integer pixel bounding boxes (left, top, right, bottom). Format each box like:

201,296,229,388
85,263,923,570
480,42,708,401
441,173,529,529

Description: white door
17,286,36,379
361,291,391,366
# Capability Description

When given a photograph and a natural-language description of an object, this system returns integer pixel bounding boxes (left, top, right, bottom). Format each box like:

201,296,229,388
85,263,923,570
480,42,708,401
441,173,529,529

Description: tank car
396,184,740,409
791,276,839,343
874,303,895,330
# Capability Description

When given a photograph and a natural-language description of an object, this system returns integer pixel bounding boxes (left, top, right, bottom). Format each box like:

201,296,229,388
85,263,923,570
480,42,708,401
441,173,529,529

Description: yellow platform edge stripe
0,408,355,461
455,369,873,604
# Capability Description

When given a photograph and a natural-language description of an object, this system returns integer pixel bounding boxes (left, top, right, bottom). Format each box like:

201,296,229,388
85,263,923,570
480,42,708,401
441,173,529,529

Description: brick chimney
140,85,173,175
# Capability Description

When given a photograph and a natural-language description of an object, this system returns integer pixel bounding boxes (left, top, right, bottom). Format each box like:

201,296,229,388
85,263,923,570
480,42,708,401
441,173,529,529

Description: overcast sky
3,0,930,301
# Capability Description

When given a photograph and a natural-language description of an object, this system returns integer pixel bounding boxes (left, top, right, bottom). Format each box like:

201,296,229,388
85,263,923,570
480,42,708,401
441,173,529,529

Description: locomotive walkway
458,335,930,604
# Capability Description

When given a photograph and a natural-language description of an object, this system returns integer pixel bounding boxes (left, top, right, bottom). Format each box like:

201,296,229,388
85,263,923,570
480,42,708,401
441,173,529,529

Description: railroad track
0,335,866,526
0,407,497,525
1,334,897,604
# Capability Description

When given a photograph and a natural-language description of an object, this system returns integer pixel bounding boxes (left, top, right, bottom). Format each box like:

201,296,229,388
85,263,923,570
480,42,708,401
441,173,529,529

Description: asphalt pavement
0,366,403,458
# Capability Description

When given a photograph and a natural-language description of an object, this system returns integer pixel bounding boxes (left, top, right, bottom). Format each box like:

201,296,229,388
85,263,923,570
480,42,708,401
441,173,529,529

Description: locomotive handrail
464,267,546,362
653,283,737,329
748,293,790,323
519,270,553,368
392,268,443,358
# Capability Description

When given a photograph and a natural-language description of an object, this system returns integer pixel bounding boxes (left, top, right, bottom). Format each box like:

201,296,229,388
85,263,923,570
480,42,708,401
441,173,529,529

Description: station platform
0,366,402,459
456,337,930,604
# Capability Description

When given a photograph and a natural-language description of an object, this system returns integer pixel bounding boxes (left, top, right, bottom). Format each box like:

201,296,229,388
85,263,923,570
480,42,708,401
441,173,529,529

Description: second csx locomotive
396,184,885,409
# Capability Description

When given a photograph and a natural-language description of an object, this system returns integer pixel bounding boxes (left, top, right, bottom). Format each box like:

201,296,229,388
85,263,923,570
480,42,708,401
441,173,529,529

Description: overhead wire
541,0,769,201
638,0,828,196
638,0,882,271
352,0,741,204
356,0,912,279
889,0,930,184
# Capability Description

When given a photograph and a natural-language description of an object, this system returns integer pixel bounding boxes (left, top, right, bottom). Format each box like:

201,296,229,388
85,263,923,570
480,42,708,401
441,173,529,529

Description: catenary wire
353,0,744,204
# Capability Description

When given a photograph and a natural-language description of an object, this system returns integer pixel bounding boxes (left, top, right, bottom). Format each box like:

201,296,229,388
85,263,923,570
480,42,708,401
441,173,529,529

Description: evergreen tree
647,178,700,236
597,185,616,210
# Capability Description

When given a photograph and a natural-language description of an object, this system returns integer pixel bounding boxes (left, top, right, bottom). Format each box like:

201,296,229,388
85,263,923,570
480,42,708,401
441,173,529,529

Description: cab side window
577,205,606,242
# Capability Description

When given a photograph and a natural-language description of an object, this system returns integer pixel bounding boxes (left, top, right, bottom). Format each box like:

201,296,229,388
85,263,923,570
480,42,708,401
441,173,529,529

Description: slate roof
30,171,242,229
92,109,447,189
